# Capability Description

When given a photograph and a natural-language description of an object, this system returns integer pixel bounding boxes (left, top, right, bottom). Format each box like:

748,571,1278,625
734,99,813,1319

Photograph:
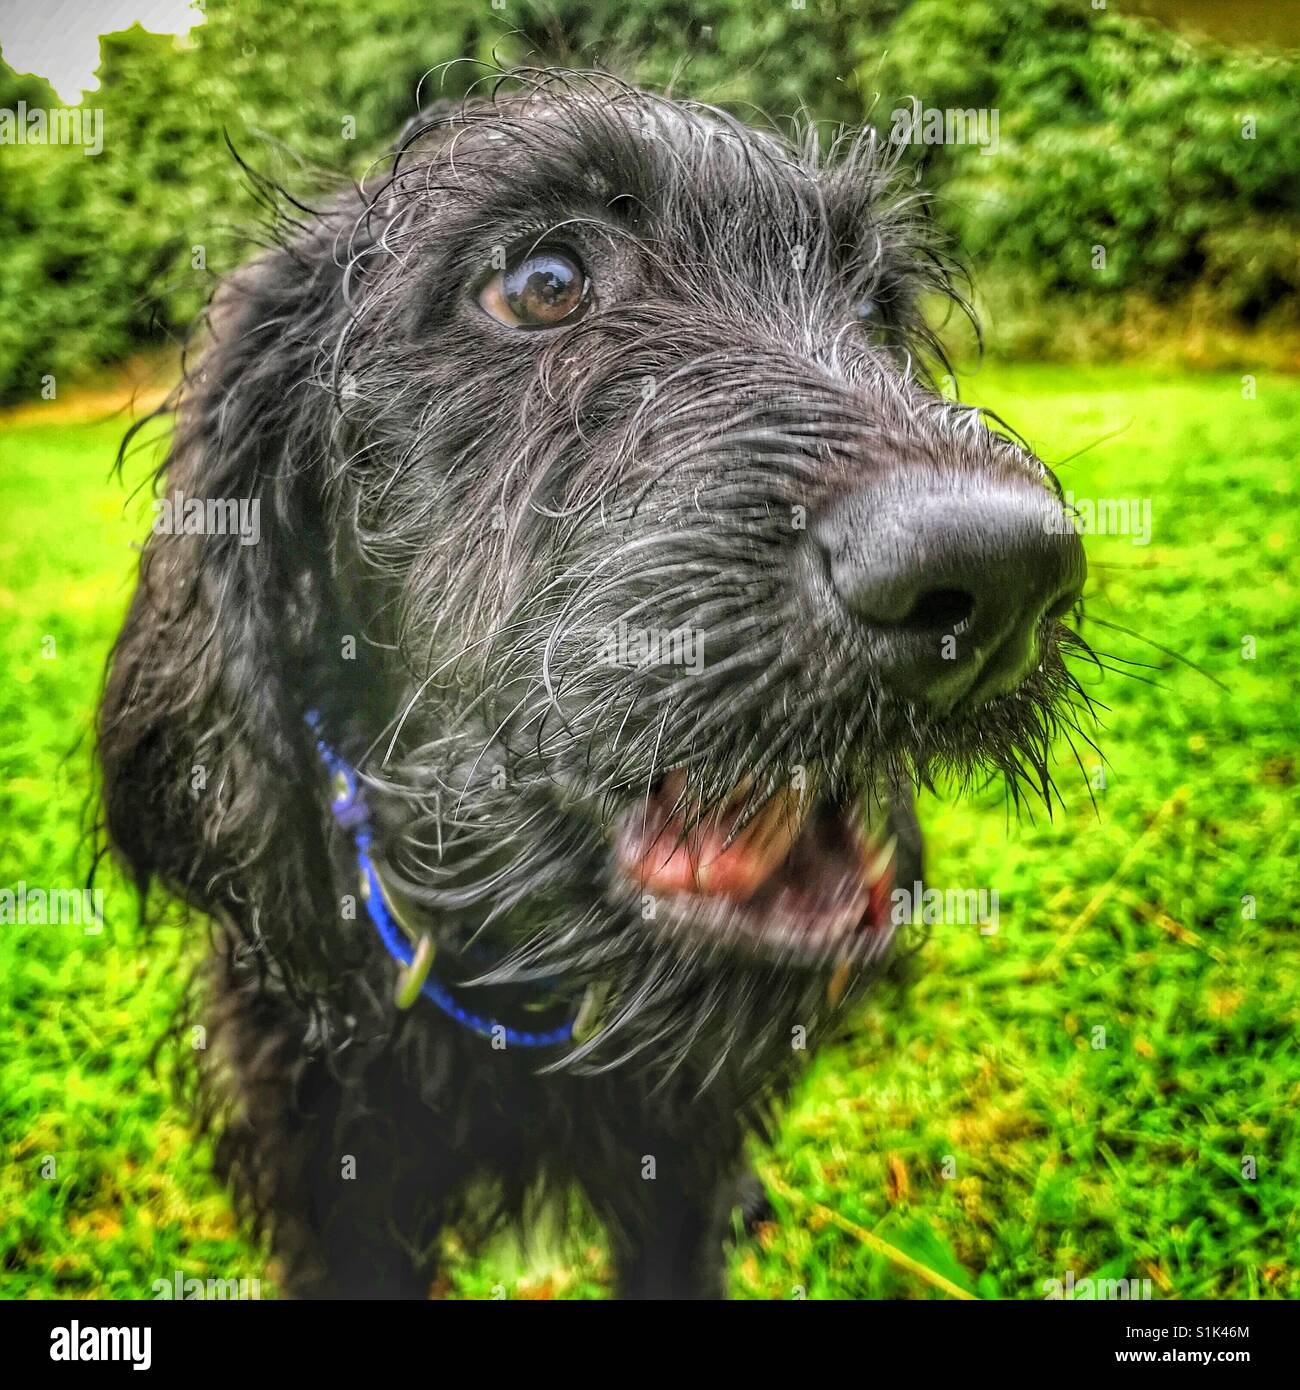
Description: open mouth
612,771,898,965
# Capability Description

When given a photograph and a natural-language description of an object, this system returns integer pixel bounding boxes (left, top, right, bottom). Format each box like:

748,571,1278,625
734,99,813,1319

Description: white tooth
868,834,898,884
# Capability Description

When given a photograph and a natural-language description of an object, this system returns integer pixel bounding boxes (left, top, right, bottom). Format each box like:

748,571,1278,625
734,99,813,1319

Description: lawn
1,364,1296,1299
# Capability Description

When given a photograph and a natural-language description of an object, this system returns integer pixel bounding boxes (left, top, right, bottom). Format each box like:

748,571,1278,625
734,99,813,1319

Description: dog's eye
479,250,589,329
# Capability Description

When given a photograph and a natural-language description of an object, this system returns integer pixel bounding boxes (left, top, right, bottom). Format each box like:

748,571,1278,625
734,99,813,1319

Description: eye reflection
479,250,589,329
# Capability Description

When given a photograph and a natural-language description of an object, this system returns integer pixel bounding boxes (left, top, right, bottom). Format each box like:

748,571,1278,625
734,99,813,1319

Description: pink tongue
622,784,804,900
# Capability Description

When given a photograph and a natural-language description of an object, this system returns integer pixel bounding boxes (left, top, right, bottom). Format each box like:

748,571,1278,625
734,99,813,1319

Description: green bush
0,0,492,402
865,0,1300,328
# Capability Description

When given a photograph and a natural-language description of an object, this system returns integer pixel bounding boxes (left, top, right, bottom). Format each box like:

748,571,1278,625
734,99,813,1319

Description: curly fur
98,69,1087,1298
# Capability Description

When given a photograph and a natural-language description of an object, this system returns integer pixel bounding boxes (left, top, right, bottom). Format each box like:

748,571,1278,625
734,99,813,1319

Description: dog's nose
812,479,1086,712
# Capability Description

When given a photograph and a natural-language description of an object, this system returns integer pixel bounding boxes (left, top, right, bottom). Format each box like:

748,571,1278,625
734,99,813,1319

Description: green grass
1,364,1297,1299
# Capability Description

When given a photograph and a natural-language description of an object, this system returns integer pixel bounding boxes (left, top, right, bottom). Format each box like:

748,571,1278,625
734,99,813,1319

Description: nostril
897,587,976,632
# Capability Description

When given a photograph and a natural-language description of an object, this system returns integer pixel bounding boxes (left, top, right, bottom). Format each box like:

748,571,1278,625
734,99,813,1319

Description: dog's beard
358,739,829,1081
355,442,1088,1080
357,591,1083,1081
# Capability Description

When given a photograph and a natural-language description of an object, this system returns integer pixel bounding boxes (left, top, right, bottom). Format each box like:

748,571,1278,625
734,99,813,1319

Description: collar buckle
394,933,436,1010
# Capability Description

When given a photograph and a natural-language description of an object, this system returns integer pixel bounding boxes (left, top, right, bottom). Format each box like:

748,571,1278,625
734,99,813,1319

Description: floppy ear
98,195,373,997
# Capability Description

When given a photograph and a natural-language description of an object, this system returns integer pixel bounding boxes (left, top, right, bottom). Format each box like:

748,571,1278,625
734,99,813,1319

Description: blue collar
307,713,605,1049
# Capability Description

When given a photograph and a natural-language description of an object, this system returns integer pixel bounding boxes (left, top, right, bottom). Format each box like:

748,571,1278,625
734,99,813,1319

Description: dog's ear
98,197,371,996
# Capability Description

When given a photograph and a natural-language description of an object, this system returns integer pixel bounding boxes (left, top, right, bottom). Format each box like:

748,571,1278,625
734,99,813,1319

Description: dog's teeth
867,833,897,884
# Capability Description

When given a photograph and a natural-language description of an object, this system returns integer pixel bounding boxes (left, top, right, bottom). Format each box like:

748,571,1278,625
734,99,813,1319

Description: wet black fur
98,69,1087,1298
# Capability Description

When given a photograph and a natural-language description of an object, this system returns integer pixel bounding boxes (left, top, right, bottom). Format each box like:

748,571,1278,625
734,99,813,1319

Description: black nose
812,479,1087,712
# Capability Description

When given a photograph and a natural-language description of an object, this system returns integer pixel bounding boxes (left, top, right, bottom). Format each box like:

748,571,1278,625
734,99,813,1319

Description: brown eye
479,250,588,329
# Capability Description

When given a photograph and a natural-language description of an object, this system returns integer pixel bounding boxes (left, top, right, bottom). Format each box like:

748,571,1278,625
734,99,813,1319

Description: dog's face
104,74,1087,1070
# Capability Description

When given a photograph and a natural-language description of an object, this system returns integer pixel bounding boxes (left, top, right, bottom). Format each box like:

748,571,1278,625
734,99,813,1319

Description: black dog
98,70,1086,1299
